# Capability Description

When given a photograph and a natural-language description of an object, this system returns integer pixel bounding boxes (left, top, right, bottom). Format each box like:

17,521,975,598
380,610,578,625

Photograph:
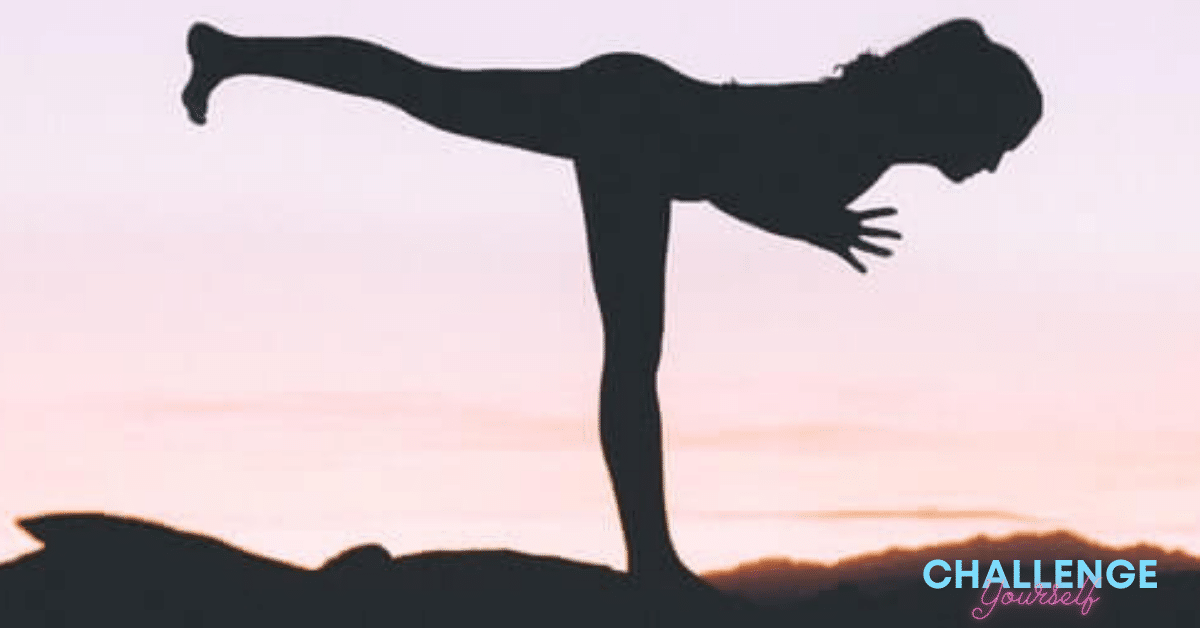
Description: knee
602,335,662,377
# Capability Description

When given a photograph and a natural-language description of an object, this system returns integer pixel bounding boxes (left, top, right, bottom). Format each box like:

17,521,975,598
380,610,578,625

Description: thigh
575,160,671,373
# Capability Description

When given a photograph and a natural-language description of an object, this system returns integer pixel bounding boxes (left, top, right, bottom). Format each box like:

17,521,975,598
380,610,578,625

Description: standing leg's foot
632,554,765,624
630,547,721,597
182,22,235,125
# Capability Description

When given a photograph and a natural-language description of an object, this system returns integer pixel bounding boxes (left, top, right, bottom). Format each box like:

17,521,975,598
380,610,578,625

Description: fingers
855,207,898,220
857,207,901,240
852,239,893,257
861,227,902,239
851,206,899,264
835,247,868,273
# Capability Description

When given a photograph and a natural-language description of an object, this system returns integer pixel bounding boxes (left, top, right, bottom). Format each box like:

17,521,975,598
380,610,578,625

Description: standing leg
183,23,584,158
574,161,690,584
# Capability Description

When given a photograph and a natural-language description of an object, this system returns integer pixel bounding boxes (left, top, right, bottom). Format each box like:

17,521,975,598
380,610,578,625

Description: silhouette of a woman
182,18,1041,589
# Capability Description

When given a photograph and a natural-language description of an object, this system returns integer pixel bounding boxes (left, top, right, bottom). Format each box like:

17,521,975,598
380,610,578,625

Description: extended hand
805,207,902,273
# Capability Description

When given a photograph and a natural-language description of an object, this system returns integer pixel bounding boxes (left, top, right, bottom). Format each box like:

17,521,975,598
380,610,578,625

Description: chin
938,169,967,183
941,166,978,183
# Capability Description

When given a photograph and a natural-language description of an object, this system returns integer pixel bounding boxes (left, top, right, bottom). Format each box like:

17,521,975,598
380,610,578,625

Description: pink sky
1,1,1198,571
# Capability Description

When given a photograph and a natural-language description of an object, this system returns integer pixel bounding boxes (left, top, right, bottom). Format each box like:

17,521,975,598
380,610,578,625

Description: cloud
674,424,965,452
695,507,1042,523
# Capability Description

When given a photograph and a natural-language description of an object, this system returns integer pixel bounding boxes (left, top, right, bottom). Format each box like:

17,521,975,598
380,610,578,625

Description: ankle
629,554,691,582
189,23,239,76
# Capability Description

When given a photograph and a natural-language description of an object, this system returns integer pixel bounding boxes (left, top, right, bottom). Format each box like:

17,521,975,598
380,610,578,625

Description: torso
574,53,890,236
687,82,888,209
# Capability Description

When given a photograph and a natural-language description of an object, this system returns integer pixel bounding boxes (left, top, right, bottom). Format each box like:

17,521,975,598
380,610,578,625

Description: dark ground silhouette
0,514,763,628
3,513,1196,627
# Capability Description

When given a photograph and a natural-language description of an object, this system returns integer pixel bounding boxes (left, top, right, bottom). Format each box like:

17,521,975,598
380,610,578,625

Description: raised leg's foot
182,22,235,125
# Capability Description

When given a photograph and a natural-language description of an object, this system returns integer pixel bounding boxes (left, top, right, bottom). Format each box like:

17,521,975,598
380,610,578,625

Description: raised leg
183,23,584,158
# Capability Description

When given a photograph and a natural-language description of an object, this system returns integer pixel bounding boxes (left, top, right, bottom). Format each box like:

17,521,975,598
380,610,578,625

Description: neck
822,80,936,168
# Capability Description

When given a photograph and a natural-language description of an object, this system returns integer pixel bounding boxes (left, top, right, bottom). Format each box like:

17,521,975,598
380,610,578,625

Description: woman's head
840,19,1043,181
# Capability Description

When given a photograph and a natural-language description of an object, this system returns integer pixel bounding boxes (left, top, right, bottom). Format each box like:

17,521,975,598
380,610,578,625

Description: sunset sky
1,1,1197,572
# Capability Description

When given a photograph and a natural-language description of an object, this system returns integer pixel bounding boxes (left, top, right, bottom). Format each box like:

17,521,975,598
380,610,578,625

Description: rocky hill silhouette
0,513,765,628
706,529,1200,604
2,513,1197,627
